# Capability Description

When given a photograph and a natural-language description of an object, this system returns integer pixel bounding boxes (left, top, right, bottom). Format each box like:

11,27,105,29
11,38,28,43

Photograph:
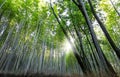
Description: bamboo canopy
0,0,120,77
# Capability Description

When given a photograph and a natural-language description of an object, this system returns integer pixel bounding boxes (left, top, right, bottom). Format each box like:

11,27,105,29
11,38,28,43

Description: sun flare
63,37,74,54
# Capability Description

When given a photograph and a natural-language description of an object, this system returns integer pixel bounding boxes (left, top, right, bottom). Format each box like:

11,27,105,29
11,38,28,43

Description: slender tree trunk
88,0,120,59
50,3,86,73
73,0,118,76
109,0,120,16
0,9,5,20
39,41,45,71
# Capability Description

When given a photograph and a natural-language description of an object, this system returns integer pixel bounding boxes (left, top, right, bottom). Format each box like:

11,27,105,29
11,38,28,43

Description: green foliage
65,52,77,68
0,0,120,76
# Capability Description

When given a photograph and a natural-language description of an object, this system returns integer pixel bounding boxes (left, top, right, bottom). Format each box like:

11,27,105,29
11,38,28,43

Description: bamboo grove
0,0,120,77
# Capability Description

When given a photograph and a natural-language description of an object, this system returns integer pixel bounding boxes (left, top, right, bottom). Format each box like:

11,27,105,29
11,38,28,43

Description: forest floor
0,72,81,77
1,71,118,77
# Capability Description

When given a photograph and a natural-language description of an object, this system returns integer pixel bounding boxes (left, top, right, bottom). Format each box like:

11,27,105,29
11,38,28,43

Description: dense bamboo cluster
0,0,120,77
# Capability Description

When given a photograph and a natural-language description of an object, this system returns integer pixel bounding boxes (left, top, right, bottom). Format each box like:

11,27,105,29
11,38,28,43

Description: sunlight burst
63,37,74,54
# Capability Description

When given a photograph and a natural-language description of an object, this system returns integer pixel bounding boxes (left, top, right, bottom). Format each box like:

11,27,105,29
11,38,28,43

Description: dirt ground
0,72,81,77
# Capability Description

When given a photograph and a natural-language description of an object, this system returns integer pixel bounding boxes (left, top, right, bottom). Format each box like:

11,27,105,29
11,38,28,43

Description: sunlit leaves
0,0,120,76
